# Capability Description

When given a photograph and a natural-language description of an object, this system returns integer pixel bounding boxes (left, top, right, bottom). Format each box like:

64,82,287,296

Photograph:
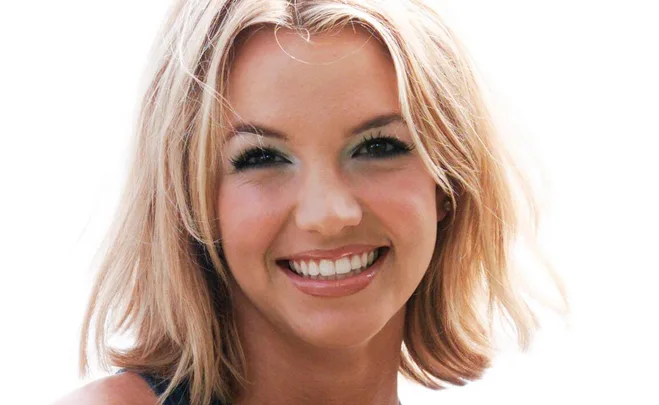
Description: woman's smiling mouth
276,246,390,297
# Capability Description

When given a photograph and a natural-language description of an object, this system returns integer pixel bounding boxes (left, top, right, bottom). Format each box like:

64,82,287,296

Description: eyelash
230,147,289,171
229,132,414,172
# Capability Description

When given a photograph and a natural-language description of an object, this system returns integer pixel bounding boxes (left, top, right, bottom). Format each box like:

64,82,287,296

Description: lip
280,247,389,297
280,244,382,262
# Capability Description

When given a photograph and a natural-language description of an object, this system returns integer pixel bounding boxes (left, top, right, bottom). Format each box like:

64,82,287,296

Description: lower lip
281,249,389,298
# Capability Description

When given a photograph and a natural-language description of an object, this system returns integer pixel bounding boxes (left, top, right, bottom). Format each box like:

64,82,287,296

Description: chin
287,304,405,350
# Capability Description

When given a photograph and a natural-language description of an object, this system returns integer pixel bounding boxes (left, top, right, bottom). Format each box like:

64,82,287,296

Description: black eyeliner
229,146,289,171
229,131,413,172
350,131,415,158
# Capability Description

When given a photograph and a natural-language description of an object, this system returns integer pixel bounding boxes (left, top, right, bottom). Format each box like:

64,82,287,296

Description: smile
277,247,390,297
277,247,389,280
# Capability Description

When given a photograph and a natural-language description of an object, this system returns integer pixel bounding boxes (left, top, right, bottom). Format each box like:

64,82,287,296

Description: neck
232,293,405,405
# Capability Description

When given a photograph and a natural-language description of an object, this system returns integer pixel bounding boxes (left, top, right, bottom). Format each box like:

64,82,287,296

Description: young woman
56,1,565,404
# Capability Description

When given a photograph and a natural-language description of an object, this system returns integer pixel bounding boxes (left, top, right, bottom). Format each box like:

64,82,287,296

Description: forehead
225,25,400,137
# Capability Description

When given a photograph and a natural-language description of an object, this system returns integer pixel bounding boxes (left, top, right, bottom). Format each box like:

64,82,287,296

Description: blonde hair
79,1,567,404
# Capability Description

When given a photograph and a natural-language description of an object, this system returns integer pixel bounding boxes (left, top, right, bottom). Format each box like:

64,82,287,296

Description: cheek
357,163,438,282
217,178,288,271
358,163,438,241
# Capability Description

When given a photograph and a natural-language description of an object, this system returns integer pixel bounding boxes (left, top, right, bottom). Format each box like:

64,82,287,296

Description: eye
230,147,290,171
351,132,414,159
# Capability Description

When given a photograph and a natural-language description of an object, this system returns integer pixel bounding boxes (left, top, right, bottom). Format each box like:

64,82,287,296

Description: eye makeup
229,146,291,171
227,128,415,173
349,130,414,159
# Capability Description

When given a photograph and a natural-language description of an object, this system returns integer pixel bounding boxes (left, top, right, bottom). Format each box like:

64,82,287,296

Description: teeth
287,248,383,279
336,257,351,274
308,261,320,276
350,255,361,270
319,260,334,276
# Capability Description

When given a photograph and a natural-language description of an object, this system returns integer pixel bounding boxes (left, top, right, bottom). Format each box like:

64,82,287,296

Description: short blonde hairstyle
79,1,567,404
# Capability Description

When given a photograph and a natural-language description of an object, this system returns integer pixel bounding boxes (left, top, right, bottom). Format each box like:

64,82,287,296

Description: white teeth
287,248,383,278
308,261,320,276
319,260,334,276
350,255,361,270
336,257,351,274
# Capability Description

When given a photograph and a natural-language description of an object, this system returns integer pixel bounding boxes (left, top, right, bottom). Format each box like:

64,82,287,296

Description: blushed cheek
358,166,438,287
218,181,290,270
360,166,437,233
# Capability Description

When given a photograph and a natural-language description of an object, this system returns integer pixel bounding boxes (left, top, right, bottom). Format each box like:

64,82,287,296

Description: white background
1,0,657,404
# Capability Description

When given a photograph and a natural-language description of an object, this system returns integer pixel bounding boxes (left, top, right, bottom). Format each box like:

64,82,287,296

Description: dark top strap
117,369,402,405
116,369,224,405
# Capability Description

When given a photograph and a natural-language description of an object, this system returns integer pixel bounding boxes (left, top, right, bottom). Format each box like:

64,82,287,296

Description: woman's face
218,26,446,348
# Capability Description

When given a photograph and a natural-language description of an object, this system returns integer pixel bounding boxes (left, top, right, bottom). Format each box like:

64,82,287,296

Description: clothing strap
118,369,401,405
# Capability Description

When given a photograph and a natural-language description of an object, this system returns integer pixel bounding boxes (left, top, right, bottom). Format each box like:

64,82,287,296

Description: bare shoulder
52,371,157,405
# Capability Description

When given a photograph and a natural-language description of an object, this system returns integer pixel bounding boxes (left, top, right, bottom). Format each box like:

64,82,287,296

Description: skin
52,24,451,405
52,372,157,405
218,26,448,405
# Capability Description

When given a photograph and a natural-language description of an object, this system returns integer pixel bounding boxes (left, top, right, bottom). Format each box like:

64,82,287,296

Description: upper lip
280,245,384,262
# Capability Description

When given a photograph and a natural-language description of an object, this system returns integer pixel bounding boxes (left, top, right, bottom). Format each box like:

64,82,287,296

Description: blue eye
351,132,414,159
230,147,290,171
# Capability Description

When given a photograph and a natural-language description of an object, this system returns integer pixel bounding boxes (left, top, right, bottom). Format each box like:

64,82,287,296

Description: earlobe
436,188,452,222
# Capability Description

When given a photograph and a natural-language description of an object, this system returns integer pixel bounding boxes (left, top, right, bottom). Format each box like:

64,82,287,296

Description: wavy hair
79,1,567,404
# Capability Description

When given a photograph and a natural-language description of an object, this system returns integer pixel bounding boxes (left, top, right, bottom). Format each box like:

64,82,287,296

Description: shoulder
52,371,158,405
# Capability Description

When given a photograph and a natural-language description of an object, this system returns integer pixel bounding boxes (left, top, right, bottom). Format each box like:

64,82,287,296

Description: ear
436,187,449,222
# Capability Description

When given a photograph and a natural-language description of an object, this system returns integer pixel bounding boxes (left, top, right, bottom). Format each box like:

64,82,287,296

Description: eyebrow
229,113,404,141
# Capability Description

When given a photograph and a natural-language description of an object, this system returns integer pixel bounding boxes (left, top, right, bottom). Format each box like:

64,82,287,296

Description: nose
294,167,363,236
